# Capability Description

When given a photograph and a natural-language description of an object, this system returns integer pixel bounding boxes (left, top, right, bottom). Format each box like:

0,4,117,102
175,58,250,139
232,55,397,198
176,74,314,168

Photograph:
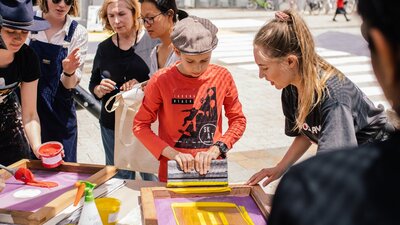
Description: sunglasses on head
52,0,73,6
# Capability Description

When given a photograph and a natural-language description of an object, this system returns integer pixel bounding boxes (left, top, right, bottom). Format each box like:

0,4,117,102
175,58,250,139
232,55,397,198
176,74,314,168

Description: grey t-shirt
282,74,387,152
148,44,180,77
134,29,160,70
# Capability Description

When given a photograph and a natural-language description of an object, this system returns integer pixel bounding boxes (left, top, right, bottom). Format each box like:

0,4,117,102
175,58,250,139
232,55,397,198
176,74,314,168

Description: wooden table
1,180,272,225
44,179,163,225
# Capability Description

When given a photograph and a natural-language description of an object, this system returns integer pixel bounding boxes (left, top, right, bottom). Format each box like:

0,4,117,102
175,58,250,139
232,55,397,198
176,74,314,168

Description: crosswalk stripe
218,56,254,64
336,64,373,74
325,56,371,65
211,19,265,28
212,32,387,107
346,74,377,83
359,86,384,96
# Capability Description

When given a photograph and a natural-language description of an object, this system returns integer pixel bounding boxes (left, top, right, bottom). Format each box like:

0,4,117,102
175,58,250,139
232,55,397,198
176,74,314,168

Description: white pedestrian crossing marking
212,19,265,28
211,30,387,108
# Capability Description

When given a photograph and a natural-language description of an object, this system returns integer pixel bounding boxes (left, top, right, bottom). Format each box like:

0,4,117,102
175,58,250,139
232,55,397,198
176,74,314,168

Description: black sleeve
89,44,103,100
318,100,357,152
282,86,301,137
21,45,40,82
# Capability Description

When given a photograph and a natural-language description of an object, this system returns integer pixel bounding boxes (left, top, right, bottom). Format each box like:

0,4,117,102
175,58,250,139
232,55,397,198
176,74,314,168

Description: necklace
116,30,139,50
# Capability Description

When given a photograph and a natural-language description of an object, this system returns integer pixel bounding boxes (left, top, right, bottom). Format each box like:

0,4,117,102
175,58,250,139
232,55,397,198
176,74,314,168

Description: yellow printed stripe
208,212,218,225
219,212,229,225
171,205,181,225
168,187,232,194
171,202,237,208
197,212,207,225
239,206,255,225
167,181,228,188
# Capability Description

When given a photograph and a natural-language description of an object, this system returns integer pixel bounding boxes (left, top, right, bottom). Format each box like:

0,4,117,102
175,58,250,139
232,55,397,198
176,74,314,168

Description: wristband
63,71,75,77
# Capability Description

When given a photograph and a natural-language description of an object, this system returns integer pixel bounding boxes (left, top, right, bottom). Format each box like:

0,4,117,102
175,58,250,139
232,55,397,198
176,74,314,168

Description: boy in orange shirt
133,16,246,182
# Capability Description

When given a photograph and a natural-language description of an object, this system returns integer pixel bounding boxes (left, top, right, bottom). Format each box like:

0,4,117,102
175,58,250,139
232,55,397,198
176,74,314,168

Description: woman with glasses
139,0,188,76
89,0,158,180
29,0,88,162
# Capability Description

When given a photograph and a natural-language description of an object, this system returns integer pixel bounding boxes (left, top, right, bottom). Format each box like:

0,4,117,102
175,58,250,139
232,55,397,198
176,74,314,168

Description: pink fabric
154,196,267,225
0,170,91,212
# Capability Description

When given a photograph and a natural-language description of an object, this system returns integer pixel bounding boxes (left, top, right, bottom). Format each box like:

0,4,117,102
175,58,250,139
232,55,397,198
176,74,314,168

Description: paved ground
75,8,382,193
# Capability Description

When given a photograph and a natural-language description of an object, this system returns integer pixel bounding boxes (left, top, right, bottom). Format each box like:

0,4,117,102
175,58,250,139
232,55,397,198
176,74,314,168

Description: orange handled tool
74,182,86,206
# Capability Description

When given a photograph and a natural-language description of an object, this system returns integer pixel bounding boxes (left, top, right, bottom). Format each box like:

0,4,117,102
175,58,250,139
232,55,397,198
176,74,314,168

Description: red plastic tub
38,141,64,168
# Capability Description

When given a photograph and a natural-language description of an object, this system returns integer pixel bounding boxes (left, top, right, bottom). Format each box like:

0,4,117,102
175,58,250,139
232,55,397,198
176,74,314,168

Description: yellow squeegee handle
167,181,228,188
168,186,232,194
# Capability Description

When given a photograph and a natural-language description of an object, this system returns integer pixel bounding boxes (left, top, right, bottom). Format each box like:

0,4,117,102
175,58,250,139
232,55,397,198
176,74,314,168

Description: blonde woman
139,0,188,76
29,0,88,162
89,0,158,180
247,10,395,187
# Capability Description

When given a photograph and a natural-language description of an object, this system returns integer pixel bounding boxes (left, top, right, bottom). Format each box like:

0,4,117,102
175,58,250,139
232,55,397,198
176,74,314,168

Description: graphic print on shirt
175,87,218,148
0,77,19,104
302,122,321,135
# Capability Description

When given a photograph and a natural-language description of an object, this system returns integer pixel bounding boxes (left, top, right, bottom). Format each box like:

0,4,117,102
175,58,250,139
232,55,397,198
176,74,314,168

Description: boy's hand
194,147,220,175
161,146,195,173
174,152,195,173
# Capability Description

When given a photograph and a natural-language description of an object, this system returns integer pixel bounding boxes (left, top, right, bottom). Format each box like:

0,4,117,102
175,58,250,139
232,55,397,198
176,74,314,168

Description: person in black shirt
246,9,395,187
0,0,49,166
89,0,158,180
267,1,400,224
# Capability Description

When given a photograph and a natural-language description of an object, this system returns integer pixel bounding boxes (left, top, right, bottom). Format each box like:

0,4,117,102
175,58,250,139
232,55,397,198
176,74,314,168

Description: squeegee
167,159,228,188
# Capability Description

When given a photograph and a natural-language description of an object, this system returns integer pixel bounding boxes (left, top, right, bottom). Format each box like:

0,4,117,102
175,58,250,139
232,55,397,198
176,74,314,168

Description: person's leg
344,12,350,21
139,172,158,181
100,125,114,166
332,11,338,21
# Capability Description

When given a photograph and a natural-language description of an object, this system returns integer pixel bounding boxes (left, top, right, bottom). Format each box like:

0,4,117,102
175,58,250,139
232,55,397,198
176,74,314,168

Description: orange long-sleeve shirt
133,63,246,182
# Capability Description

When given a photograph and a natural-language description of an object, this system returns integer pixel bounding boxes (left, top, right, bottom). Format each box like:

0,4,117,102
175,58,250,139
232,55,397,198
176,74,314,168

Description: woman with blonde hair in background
247,10,395,187
29,0,88,162
139,0,188,77
89,0,158,180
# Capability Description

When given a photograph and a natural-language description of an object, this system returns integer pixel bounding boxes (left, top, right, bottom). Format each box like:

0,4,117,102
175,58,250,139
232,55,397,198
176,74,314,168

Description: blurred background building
60,0,309,27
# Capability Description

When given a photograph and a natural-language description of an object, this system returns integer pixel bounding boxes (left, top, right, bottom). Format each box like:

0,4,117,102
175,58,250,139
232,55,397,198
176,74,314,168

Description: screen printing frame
140,184,273,225
0,159,117,225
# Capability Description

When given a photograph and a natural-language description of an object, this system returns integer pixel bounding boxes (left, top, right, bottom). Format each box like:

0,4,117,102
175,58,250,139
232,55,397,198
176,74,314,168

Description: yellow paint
167,181,228,188
197,212,207,225
240,206,255,225
171,202,255,225
168,187,231,194
219,212,229,225
208,212,218,225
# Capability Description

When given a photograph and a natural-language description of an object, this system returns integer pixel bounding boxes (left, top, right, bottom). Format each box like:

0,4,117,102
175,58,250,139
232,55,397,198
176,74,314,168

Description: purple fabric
0,170,91,212
155,196,267,225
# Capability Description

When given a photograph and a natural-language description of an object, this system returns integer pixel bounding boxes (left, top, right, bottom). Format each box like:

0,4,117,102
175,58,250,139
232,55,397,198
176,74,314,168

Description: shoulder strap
64,20,78,42
105,93,121,113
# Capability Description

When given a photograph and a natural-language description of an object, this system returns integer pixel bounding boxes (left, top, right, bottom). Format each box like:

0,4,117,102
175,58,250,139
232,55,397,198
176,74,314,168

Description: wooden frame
0,159,117,225
140,185,273,225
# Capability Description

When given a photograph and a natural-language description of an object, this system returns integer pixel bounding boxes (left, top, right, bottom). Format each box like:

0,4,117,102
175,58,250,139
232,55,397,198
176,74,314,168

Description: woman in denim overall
29,0,87,162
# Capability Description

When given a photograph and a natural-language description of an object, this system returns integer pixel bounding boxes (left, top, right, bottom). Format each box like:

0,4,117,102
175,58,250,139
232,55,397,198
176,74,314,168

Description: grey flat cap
171,16,218,55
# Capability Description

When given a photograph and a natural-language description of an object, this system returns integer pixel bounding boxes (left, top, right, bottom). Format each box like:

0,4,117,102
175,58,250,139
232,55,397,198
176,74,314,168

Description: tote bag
105,84,159,174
